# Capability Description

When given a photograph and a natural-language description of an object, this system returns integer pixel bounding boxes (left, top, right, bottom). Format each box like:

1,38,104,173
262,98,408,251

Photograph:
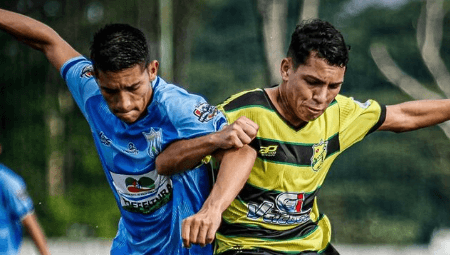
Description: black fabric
216,243,340,255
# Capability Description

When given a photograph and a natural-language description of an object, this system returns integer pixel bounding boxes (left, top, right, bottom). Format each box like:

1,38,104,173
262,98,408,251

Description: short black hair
90,24,150,73
287,19,349,69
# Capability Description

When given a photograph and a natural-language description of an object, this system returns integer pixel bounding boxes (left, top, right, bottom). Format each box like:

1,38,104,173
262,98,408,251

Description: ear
280,58,292,82
147,60,159,81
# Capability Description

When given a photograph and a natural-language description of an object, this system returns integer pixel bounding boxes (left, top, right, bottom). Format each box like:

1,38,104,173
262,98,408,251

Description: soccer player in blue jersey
0,9,258,255
0,144,51,255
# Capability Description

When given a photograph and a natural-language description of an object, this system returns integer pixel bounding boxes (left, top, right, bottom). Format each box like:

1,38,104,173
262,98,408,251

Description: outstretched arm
378,99,450,132
0,9,80,70
181,145,257,248
22,213,51,255
156,116,258,175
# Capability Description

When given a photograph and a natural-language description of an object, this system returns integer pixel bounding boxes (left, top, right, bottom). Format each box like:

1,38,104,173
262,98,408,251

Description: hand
182,205,222,248
213,116,259,149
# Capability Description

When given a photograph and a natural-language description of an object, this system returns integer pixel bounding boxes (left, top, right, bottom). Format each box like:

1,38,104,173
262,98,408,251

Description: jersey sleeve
60,56,99,118
0,171,34,221
158,85,227,139
337,95,386,151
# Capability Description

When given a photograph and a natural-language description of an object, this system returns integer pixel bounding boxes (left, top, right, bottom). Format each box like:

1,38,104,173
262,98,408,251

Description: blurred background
1,0,450,254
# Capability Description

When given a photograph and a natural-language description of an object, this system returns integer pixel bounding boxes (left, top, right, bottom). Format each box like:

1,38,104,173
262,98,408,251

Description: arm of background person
378,99,450,132
22,213,51,255
181,145,257,248
0,9,80,71
156,116,258,175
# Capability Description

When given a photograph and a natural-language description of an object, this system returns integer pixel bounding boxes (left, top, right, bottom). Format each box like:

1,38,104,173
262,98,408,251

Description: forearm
381,99,450,132
0,9,78,70
0,9,58,51
201,145,256,213
22,213,51,255
156,133,220,175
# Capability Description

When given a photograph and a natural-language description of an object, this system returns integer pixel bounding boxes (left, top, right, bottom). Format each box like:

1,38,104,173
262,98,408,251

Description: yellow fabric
215,89,383,254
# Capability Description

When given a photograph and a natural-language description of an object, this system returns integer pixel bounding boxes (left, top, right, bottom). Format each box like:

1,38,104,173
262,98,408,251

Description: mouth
307,107,323,114
115,111,136,121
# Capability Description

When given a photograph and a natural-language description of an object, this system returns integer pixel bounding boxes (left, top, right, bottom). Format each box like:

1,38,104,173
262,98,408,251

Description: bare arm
21,213,51,255
0,9,80,71
156,116,258,175
378,99,450,132
181,145,257,248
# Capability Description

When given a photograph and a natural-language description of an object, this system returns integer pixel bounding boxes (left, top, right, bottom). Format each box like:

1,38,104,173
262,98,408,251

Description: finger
182,218,191,248
205,223,217,244
197,221,210,247
189,218,201,245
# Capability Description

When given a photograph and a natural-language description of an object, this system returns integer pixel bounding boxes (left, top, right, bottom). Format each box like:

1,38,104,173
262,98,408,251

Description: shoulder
60,56,94,81
219,88,267,112
153,77,204,105
0,165,25,191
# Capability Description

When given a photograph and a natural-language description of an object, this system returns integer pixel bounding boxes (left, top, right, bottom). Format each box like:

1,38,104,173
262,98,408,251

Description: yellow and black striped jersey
215,88,386,254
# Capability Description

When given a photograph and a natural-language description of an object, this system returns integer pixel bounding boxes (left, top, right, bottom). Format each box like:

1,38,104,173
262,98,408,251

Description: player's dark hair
90,24,150,73
287,19,349,69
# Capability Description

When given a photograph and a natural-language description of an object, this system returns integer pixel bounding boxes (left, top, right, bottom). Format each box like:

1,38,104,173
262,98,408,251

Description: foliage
1,0,450,246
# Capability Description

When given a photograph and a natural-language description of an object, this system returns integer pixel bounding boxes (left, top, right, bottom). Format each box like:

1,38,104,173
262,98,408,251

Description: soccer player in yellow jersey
156,19,450,255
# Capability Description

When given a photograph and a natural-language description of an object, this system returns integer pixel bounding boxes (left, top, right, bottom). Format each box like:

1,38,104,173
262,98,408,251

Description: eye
306,79,320,86
128,84,140,91
102,87,118,94
329,83,342,90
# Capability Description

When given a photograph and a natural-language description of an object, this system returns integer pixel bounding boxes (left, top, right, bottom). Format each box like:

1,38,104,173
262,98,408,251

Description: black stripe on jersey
217,214,325,240
236,182,320,212
216,242,339,255
250,134,340,167
367,104,387,135
223,90,270,112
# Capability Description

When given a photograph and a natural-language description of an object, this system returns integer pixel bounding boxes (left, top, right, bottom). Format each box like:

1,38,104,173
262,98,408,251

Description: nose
115,91,133,112
313,87,328,104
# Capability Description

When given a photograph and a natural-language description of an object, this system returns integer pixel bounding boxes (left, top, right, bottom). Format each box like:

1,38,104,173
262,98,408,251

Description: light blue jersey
61,56,226,254
0,164,34,255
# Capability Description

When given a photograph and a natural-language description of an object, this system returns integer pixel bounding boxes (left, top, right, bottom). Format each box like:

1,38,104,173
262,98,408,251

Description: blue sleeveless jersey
61,56,226,254
0,163,34,255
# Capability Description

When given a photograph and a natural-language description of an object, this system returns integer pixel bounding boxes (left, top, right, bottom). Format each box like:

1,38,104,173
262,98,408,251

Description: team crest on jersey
193,103,218,122
81,65,94,78
311,139,328,172
247,192,311,225
143,128,163,158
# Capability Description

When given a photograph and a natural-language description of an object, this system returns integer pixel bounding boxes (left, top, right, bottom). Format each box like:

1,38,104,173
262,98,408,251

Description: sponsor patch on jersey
311,140,328,172
81,65,94,78
259,145,278,157
110,170,172,214
143,128,163,159
124,142,139,154
99,131,112,146
193,103,218,122
247,192,311,225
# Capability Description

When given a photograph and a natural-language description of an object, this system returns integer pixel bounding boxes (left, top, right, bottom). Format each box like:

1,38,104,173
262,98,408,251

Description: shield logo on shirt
143,128,163,159
311,139,328,172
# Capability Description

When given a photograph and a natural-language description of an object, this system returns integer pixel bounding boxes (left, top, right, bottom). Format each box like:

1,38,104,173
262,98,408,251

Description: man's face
280,53,345,124
96,61,158,124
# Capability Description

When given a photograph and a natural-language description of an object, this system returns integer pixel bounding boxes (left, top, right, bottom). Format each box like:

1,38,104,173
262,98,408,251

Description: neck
266,85,306,128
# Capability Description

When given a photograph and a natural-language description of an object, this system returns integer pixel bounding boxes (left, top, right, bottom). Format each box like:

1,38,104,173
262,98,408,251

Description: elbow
155,156,171,175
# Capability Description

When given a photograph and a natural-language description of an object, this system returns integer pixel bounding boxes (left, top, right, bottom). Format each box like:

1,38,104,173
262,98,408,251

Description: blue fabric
61,56,226,254
0,164,34,255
